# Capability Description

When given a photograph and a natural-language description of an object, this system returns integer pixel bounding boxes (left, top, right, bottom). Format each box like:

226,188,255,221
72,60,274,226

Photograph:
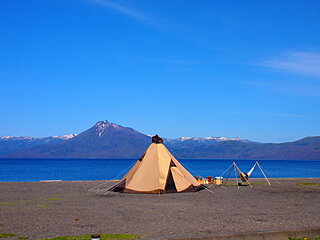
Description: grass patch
45,197,62,201
0,202,16,207
1,197,61,208
0,200,35,207
40,233,141,240
297,183,320,186
18,237,29,240
0,233,17,238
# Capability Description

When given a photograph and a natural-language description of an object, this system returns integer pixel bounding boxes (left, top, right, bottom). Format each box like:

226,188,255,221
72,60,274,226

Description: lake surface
0,158,320,182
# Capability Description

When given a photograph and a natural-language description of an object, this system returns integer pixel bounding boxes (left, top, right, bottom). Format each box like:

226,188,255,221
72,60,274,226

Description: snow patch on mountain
94,120,122,137
166,136,245,143
1,135,77,141
51,134,77,139
0,136,34,140
110,123,121,129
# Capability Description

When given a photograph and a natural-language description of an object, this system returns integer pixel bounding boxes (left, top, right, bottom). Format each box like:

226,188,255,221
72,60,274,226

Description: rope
220,162,234,177
112,160,136,180
179,161,216,193
233,163,240,189
223,163,234,186
203,185,214,194
88,159,136,192
88,181,110,192
258,162,281,185
255,161,271,185
179,161,205,179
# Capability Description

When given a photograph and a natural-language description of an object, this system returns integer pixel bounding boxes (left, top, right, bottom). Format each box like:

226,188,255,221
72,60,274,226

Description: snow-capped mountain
171,137,243,142
1,120,320,160
2,121,150,158
164,136,249,149
0,134,76,154
94,120,122,137
0,136,34,140
0,134,77,141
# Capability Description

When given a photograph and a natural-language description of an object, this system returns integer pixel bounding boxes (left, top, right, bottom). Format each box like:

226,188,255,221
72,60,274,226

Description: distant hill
1,120,320,160
0,135,76,155
4,121,150,158
167,137,320,160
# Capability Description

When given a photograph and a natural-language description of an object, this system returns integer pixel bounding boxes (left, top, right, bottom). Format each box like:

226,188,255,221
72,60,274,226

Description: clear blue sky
1,0,320,143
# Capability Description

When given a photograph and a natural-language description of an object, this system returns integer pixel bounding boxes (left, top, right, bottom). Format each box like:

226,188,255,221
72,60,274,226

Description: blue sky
1,0,320,143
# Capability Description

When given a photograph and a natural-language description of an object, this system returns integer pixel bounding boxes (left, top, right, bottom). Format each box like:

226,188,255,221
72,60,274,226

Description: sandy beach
1,178,320,240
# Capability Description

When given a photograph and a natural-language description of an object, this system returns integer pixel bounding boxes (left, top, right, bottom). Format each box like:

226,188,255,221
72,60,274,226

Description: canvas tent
110,137,204,194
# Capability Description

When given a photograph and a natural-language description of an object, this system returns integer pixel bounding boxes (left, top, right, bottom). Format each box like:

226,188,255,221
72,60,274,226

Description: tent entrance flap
165,167,177,193
171,166,194,192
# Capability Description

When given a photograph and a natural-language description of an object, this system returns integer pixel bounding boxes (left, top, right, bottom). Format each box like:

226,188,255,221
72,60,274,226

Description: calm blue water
0,158,320,182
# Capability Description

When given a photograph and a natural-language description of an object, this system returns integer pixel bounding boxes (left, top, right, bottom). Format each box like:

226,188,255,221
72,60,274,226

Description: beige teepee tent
110,136,204,194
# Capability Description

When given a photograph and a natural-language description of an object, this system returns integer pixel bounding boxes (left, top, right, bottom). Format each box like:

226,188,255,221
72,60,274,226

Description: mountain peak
95,120,109,126
94,120,121,137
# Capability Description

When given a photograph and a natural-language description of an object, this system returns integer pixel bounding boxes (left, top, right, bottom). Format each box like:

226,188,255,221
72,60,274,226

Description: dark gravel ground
0,178,320,240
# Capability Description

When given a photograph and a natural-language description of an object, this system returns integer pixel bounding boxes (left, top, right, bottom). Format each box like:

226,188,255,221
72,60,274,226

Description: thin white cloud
243,79,320,97
87,0,162,28
84,0,220,51
261,51,320,76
